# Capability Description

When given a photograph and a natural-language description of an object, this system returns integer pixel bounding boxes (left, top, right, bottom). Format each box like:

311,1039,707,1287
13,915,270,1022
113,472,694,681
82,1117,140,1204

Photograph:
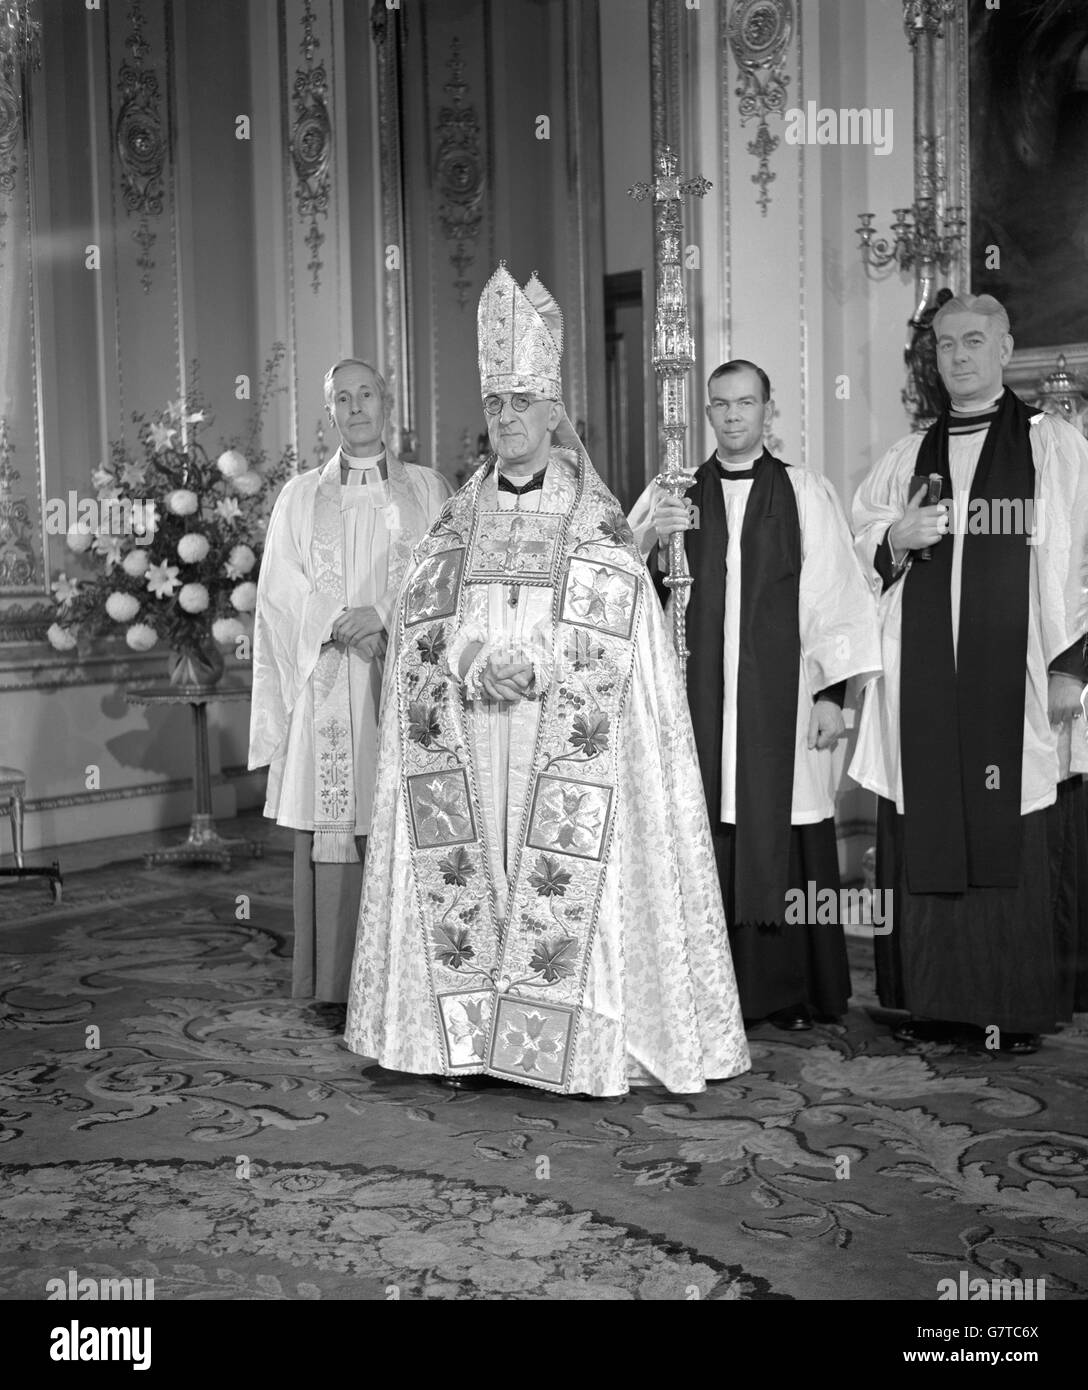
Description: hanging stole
684,451,802,924
394,453,645,1092
311,456,423,862
310,472,357,863
900,388,1035,892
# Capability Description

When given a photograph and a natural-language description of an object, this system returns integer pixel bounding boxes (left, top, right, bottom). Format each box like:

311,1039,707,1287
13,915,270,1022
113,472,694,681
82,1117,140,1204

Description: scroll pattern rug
1,848,1086,1300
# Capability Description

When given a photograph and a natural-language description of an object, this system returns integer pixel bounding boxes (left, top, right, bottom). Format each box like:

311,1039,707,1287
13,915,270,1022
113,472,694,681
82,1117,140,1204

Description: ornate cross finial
627,146,712,207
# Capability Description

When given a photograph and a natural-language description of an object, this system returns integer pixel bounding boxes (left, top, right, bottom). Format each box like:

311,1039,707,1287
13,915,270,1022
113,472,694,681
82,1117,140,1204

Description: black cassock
665,450,850,1021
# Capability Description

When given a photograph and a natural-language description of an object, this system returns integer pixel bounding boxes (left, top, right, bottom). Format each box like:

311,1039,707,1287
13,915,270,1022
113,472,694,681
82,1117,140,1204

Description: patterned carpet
1,842,1087,1301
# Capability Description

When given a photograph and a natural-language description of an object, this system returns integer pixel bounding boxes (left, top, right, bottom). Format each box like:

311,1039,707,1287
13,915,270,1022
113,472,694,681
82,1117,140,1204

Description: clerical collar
714,450,764,481
341,448,385,471
497,466,547,496
951,391,1003,416
948,400,1002,437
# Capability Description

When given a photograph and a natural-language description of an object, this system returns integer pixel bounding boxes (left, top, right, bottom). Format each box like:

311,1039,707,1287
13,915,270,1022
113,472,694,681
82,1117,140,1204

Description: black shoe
767,1004,813,1032
434,1073,498,1090
892,1018,966,1045
997,1032,1040,1055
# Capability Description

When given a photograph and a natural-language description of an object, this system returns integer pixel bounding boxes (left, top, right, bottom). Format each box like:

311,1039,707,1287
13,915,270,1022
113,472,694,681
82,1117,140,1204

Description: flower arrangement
48,346,295,685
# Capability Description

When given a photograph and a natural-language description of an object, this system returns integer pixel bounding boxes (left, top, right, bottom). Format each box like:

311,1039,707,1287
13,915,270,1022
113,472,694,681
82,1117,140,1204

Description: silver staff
628,146,711,676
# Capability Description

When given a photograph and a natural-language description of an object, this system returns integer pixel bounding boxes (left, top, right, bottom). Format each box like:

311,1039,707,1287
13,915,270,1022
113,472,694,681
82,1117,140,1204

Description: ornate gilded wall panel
0,4,47,635
277,0,351,465
104,0,181,432
433,37,483,311
726,0,793,217
114,0,167,295
288,0,331,295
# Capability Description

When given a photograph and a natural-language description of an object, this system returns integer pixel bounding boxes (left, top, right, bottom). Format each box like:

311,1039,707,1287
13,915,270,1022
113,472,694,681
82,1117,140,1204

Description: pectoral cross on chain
505,511,531,608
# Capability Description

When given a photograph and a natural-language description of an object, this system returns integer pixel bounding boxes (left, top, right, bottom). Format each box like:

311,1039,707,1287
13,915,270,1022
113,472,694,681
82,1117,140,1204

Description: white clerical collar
950,392,1003,416
341,448,385,471
716,449,762,471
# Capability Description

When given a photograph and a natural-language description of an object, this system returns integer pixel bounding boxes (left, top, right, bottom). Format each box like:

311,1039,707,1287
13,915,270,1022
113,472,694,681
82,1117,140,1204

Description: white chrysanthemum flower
231,471,262,497
178,582,210,614
166,488,199,516
215,497,242,523
65,523,94,553
125,623,158,651
177,532,210,564
212,616,245,645
51,573,81,604
216,448,249,479
105,591,140,623
230,581,257,613
122,549,150,578
46,622,78,651
224,543,256,579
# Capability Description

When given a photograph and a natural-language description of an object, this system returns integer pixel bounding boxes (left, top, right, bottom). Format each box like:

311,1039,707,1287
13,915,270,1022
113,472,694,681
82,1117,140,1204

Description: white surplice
629,463,881,824
849,412,1088,810
249,449,450,834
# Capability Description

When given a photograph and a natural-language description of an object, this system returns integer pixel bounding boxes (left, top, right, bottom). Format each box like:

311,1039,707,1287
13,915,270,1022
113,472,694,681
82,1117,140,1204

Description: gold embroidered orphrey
395,460,644,1092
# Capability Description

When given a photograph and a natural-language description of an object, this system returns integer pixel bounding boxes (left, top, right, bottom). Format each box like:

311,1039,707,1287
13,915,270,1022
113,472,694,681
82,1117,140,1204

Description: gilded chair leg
10,790,25,869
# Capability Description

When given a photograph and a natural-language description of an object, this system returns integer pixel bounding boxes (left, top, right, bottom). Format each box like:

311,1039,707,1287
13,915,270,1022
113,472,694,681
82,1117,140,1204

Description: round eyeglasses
483,393,536,416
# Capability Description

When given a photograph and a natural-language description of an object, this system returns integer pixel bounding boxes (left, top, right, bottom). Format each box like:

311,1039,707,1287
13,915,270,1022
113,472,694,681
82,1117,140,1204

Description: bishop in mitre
249,359,450,1002
344,265,750,1096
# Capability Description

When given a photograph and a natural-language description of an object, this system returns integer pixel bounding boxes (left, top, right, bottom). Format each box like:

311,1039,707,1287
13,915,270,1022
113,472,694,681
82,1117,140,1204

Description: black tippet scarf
901,387,1035,893
685,450,802,924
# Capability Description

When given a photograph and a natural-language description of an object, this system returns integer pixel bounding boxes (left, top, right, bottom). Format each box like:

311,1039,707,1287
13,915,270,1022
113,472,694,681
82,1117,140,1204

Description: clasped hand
481,657,535,703
331,605,384,649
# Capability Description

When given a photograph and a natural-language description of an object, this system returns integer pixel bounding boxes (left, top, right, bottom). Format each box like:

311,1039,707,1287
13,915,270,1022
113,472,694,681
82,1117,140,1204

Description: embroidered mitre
478,263,564,401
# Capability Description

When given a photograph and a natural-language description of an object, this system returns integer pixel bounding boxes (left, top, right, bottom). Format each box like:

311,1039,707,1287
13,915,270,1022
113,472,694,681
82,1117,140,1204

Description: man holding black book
851,292,1088,1053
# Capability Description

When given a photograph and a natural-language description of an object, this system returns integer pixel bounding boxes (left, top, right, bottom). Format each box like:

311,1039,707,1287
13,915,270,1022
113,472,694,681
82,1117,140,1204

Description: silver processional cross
628,146,711,677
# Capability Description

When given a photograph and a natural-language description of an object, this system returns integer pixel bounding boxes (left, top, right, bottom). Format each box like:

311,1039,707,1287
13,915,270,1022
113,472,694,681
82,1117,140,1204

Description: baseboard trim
22,768,260,814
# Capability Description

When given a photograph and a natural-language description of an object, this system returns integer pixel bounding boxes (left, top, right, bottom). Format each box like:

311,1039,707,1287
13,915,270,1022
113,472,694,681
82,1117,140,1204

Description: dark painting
969,0,1088,349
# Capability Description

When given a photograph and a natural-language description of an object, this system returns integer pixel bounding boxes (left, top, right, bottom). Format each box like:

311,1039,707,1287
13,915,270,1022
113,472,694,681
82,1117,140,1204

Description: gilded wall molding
0,636,250,692
0,32,19,253
717,0,733,361
0,597,50,644
433,36,483,311
0,418,37,589
115,0,167,294
0,9,45,610
371,0,414,457
939,0,969,295
23,769,256,816
289,0,331,295
795,0,806,468
561,0,604,452
726,0,793,217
